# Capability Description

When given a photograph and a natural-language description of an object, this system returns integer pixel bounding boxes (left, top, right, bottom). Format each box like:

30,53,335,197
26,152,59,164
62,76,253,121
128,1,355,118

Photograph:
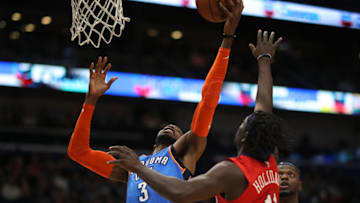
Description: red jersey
216,155,279,203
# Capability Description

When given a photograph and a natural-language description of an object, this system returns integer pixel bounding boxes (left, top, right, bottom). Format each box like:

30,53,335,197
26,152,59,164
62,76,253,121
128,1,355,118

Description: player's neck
280,194,298,203
236,146,245,156
152,145,168,154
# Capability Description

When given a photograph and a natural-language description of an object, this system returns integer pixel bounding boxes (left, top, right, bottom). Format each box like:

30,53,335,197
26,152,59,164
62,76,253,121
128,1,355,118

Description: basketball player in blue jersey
67,0,244,202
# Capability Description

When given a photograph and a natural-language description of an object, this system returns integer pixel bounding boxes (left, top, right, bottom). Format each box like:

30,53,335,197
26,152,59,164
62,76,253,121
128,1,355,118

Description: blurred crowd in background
0,152,126,203
0,151,359,203
0,96,360,203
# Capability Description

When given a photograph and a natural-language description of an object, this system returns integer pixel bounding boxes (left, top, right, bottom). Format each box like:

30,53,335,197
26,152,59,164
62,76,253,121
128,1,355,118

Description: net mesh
70,0,130,48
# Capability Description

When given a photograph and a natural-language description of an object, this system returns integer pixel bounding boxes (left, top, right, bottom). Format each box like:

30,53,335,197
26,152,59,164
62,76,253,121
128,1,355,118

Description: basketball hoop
70,0,130,48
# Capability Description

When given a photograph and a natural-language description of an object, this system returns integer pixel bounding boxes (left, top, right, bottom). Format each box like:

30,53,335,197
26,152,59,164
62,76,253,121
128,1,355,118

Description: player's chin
158,132,173,138
279,190,293,197
156,133,177,145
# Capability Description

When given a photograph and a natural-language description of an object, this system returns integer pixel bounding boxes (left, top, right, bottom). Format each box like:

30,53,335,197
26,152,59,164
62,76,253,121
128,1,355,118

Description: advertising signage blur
130,0,360,30
0,61,359,115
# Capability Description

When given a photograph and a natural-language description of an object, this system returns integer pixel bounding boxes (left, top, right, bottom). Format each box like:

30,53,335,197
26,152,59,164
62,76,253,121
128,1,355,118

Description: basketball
195,0,233,23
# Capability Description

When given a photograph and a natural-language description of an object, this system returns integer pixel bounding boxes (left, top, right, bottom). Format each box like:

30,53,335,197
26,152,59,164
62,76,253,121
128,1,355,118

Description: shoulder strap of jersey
170,145,193,180
226,157,248,179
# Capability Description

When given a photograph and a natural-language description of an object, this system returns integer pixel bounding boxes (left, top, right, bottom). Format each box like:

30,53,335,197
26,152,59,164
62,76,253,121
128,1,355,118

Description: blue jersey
126,146,191,203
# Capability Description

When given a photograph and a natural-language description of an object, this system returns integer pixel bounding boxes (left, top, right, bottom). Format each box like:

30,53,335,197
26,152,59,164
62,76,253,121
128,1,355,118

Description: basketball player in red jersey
107,21,288,203
67,0,244,202
278,162,302,203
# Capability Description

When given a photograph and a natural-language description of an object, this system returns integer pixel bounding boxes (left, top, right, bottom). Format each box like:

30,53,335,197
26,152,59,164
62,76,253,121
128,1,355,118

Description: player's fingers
120,145,130,151
249,43,256,55
269,32,275,43
227,0,235,10
263,31,268,43
121,146,135,154
107,151,120,155
101,56,108,70
107,151,122,158
89,62,94,76
257,29,262,46
218,1,231,18
109,145,123,151
95,56,102,73
274,37,283,48
107,77,118,88
110,145,130,155
109,145,129,153
103,63,112,75
237,0,244,11
107,159,121,165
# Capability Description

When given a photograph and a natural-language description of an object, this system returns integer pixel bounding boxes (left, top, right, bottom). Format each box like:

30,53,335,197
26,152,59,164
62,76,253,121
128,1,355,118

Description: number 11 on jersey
264,193,277,203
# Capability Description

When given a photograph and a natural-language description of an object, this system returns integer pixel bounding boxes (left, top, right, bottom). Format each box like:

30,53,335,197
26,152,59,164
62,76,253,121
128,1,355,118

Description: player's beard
155,133,177,146
279,190,295,197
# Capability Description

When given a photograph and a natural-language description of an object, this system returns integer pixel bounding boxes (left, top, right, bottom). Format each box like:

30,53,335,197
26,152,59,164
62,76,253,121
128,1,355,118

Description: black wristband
222,33,237,38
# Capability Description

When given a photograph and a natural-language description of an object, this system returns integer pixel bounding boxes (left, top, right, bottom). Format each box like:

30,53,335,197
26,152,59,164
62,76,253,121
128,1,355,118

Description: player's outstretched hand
249,30,283,63
219,0,244,35
85,56,118,105
107,146,142,173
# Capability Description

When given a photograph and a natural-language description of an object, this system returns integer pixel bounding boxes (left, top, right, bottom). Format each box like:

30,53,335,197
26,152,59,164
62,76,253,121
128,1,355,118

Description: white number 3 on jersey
138,182,149,202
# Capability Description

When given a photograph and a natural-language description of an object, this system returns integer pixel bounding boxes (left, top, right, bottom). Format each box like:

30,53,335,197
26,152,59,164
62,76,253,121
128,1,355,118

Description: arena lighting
129,0,360,30
171,30,183,40
0,20,6,29
9,31,20,40
0,61,359,115
11,12,22,22
41,16,52,25
24,24,36,32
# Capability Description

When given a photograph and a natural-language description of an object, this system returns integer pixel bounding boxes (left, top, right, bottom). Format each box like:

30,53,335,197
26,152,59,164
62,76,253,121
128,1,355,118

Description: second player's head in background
278,162,302,203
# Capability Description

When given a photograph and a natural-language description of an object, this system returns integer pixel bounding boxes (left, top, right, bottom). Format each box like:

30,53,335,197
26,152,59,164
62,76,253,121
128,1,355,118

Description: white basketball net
70,0,130,48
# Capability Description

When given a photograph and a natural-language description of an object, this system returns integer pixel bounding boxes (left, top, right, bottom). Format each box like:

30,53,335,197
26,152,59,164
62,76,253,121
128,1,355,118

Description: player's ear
298,180,302,192
153,145,157,150
240,132,248,142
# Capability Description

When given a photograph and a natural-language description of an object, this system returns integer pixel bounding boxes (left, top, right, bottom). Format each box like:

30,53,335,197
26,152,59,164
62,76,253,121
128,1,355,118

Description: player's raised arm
249,30,282,113
173,0,244,174
67,57,127,182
